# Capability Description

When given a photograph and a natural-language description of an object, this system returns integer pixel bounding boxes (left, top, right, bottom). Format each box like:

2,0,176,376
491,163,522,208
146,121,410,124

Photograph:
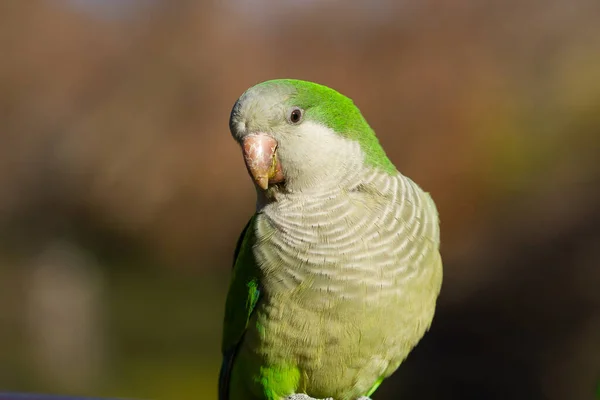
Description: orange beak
242,134,284,190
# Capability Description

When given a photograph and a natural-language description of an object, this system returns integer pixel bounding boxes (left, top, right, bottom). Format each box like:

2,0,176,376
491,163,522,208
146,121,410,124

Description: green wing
218,215,261,400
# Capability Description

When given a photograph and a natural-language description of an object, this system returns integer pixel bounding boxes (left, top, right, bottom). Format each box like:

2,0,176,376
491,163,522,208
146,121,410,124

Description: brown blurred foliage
0,1,598,399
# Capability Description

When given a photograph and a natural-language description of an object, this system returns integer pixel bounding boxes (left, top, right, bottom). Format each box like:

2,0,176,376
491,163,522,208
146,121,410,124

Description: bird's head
229,79,396,196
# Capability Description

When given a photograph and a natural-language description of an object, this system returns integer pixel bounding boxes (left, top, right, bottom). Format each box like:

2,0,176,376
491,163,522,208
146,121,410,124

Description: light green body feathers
220,79,442,400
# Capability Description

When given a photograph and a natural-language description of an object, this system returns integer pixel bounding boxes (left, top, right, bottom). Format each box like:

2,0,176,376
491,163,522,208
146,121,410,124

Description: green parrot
219,79,442,400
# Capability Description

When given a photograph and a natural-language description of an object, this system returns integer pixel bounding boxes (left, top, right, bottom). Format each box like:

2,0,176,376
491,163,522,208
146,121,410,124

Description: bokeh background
0,1,599,399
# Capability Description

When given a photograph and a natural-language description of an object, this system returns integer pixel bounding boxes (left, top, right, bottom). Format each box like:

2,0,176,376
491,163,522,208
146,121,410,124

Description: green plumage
220,79,443,400
247,79,396,174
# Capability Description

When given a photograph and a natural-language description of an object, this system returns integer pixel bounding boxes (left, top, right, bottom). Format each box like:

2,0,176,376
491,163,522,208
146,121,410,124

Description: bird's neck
257,166,400,219
255,161,385,212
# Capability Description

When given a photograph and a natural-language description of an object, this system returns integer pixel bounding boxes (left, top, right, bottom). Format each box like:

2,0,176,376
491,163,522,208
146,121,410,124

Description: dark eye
288,107,303,124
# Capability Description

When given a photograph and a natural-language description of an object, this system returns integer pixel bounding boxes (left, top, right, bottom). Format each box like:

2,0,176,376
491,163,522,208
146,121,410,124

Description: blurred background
0,0,598,399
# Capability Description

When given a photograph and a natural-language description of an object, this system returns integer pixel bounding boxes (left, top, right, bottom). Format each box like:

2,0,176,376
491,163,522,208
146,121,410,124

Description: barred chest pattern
254,168,440,306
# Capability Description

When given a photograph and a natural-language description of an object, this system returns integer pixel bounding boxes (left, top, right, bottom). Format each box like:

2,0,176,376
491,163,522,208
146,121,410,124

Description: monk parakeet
219,79,442,400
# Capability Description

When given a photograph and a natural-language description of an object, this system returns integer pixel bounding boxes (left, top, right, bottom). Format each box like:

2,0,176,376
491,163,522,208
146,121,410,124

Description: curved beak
242,133,284,190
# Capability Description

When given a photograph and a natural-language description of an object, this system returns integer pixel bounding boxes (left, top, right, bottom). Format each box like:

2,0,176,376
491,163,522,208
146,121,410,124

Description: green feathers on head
254,79,397,174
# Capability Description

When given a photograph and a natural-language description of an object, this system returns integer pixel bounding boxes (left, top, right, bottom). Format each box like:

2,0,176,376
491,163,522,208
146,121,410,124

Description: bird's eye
288,107,303,124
